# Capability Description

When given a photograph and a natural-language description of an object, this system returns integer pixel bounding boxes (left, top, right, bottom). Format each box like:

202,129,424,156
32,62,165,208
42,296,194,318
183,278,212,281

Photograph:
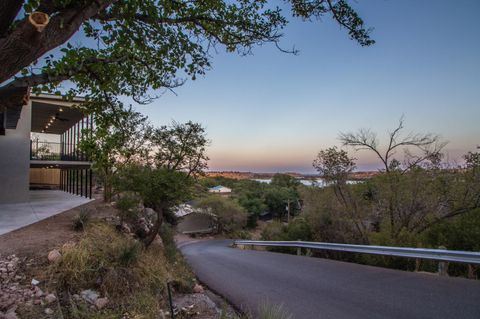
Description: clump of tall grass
72,208,91,231
49,222,195,317
258,302,293,319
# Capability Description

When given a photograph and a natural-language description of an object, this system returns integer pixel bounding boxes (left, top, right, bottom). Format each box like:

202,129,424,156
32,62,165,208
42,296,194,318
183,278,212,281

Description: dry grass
45,222,195,318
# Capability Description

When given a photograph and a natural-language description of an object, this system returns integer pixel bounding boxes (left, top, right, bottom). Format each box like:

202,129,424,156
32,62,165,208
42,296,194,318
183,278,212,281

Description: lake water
252,179,359,187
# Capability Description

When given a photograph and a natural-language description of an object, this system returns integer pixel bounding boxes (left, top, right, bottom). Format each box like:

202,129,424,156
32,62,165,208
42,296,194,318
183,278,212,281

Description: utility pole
286,199,291,224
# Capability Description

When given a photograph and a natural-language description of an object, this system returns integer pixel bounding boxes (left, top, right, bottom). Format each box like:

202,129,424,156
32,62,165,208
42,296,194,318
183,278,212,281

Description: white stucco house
0,89,94,204
208,185,232,195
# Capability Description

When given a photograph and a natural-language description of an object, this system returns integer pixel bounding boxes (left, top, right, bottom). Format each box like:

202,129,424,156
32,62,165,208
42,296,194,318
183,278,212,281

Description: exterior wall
0,101,31,203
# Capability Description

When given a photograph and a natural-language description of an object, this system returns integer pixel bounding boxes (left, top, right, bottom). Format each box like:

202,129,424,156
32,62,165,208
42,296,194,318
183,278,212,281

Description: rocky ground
0,199,239,319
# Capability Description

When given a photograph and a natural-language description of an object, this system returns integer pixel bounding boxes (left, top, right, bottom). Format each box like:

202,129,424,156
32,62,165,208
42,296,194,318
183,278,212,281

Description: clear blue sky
132,1,479,173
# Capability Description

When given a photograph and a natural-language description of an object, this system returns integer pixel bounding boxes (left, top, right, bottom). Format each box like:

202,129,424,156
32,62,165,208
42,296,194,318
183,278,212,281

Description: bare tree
338,116,447,172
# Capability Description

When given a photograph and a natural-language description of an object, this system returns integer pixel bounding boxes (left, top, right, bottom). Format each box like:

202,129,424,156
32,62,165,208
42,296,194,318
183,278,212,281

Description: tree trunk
143,206,164,248
0,0,116,84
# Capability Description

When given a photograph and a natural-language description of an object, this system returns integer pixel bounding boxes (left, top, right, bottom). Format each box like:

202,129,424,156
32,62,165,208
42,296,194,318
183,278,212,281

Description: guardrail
182,228,214,235
233,240,480,275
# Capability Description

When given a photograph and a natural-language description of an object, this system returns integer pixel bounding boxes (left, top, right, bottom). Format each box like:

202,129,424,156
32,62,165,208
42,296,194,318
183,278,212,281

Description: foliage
150,121,209,175
79,107,151,202
195,196,248,234
258,302,293,319
261,218,312,242
72,208,92,231
1,0,374,117
115,193,141,225
312,146,356,183
271,174,300,188
48,222,195,318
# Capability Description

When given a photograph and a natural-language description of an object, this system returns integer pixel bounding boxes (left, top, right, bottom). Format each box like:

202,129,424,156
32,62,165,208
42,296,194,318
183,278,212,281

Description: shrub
115,193,141,224
195,196,248,234
258,302,292,319
72,208,91,231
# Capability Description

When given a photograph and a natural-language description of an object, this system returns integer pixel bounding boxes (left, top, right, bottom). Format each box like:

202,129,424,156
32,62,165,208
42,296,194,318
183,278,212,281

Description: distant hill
206,171,380,181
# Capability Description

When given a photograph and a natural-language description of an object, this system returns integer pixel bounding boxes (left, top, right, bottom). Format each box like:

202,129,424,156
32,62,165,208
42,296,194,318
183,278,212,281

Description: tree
264,186,299,219
312,146,369,243
115,121,209,247
195,196,247,234
79,107,151,202
271,173,301,188
0,0,374,114
338,117,447,173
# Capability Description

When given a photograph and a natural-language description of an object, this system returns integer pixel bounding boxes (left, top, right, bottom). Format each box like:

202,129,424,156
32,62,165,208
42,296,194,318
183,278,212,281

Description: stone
95,297,109,309
31,279,40,286
47,250,61,263
34,287,44,298
80,289,99,304
3,312,19,319
193,284,204,294
44,308,54,315
44,294,57,304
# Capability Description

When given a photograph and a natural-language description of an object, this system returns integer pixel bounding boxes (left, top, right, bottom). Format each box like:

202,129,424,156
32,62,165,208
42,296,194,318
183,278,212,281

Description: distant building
208,185,232,195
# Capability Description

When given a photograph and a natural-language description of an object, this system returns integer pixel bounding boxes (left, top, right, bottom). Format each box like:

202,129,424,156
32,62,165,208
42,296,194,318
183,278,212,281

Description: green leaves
8,0,374,117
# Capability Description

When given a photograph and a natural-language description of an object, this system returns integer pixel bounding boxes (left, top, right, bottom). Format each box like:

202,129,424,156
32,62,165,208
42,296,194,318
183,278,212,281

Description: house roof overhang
31,94,86,134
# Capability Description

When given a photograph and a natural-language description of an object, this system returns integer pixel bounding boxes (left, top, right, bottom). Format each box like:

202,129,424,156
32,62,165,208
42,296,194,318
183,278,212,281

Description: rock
44,294,56,304
3,312,19,319
193,284,204,294
47,250,61,263
80,289,99,304
95,297,109,309
34,287,44,298
44,308,54,315
31,278,40,286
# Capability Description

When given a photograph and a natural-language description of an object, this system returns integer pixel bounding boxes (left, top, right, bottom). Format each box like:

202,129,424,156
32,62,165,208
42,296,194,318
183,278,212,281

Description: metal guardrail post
437,246,449,276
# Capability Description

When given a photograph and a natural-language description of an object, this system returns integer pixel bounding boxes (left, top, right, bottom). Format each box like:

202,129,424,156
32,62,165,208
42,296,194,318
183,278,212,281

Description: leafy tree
312,146,369,243
79,107,151,202
0,0,374,114
238,195,267,228
195,196,247,234
115,121,209,247
271,173,301,188
264,186,299,219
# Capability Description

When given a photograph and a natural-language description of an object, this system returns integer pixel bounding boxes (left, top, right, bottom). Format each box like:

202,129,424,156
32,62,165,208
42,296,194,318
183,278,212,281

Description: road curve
179,240,480,319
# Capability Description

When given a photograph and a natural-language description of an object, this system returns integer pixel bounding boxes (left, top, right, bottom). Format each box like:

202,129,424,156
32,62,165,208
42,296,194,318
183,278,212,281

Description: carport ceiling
31,101,85,134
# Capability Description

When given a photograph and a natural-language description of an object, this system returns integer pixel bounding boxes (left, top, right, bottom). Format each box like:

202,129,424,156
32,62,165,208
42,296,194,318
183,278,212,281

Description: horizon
134,0,479,174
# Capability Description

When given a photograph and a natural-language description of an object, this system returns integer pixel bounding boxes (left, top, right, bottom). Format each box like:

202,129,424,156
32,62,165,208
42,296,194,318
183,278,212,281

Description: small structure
174,203,196,218
208,185,232,195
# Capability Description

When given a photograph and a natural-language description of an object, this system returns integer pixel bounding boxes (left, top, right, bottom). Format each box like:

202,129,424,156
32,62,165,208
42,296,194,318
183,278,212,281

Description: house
0,88,93,204
208,185,232,195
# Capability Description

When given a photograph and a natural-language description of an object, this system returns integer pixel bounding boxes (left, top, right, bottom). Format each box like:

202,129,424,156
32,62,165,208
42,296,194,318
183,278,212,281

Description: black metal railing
30,141,88,161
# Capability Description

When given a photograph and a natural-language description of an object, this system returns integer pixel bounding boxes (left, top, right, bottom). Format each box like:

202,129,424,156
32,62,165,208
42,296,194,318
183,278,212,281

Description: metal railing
30,141,88,161
233,240,480,265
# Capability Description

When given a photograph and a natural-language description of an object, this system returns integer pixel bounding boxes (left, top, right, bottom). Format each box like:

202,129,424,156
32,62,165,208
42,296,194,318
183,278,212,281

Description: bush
196,196,248,234
72,208,91,231
49,222,195,317
258,302,292,319
115,193,141,224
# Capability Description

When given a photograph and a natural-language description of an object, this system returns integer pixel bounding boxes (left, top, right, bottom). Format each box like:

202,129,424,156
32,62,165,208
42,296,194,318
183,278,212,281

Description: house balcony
30,140,91,168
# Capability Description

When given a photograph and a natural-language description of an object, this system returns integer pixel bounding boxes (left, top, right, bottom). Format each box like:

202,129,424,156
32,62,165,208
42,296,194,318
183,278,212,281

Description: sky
131,0,480,173
37,0,480,173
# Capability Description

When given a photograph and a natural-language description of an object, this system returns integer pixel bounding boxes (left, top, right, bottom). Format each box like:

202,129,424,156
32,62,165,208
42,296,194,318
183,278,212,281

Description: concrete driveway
0,190,92,235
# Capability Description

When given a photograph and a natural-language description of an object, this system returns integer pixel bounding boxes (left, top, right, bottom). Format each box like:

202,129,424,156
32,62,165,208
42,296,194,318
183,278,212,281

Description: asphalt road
180,240,480,319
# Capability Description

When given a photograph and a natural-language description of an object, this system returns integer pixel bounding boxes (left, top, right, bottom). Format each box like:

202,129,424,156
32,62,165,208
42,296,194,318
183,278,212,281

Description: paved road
180,240,480,319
